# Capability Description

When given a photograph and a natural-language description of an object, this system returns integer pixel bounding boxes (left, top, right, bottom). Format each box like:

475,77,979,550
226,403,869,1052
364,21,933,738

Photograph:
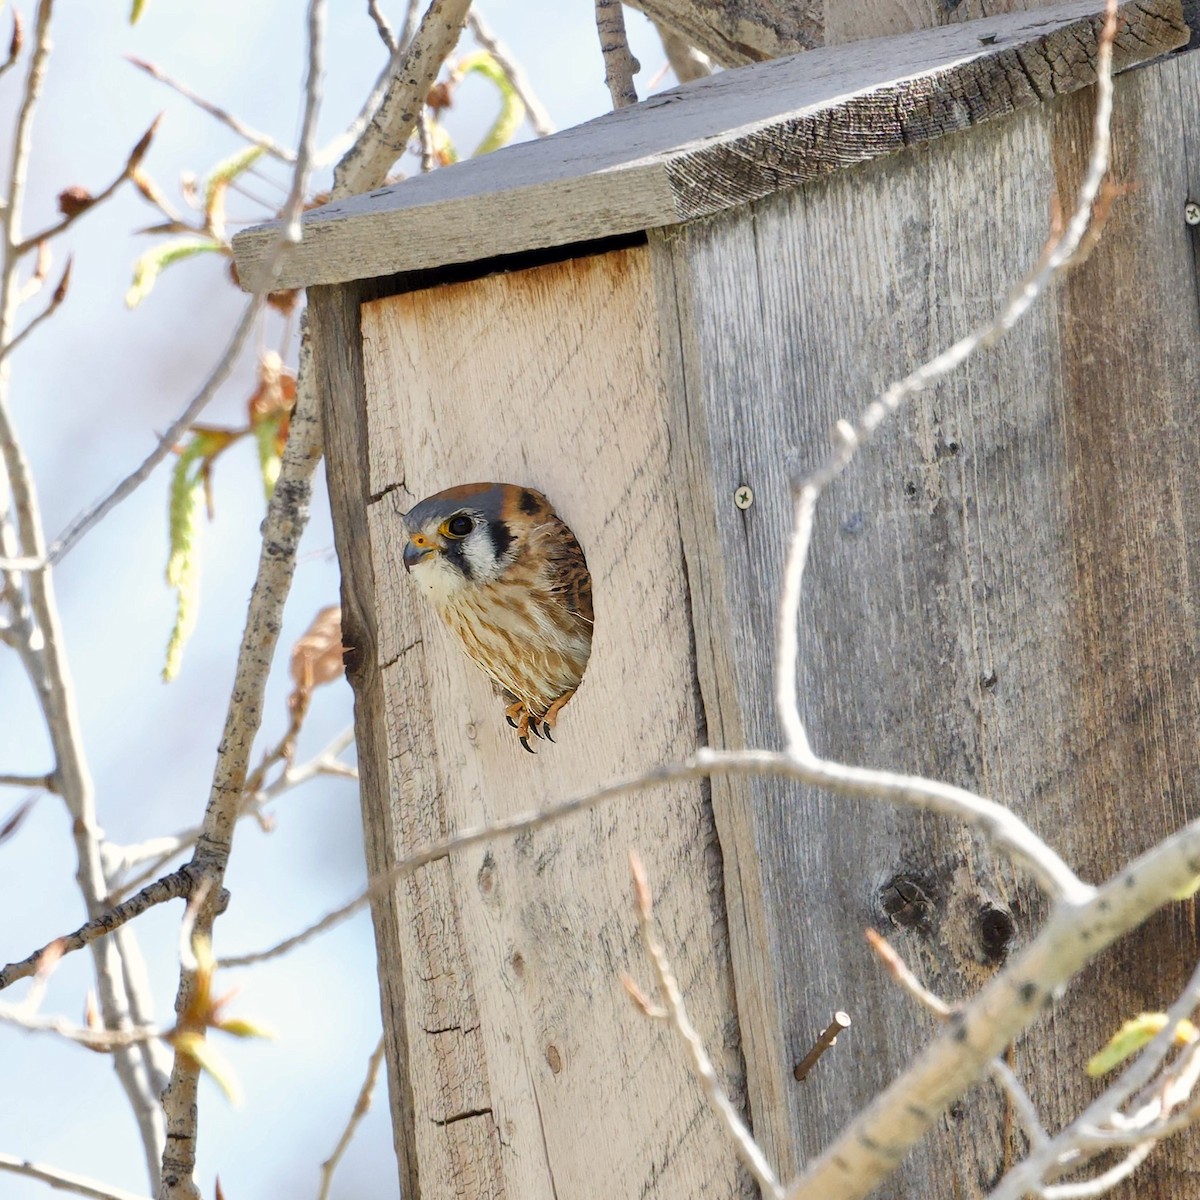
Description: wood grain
231,0,1185,291
356,247,748,1199
307,280,422,1199
653,47,1200,1200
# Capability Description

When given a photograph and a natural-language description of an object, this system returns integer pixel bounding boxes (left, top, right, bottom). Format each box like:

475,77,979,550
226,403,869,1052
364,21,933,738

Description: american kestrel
401,482,593,752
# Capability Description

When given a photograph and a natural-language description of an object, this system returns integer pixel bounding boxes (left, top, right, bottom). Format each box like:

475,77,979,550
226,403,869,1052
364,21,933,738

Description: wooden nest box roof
231,0,1186,292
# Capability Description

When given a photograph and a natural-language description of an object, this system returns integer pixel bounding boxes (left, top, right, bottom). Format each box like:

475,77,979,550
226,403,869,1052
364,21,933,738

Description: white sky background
0,3,673,1197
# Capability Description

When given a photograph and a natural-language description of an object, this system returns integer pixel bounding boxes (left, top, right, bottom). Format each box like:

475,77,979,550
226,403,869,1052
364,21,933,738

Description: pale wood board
231,0,1184,291
653,49,1200,1199
356,247,748,1199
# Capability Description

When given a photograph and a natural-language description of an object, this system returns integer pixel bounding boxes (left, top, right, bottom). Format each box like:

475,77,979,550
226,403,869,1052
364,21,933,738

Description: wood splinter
793,1011,852,1082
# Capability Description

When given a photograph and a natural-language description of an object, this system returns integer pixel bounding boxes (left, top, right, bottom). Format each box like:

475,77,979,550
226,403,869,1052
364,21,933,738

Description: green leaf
126,238,224,310
217,1016,277,1041
1087,1013,1199,1076
455,51,525,157
252,415,284,500
130,0,147,23
204,144,265,235
163,439,206,682
171,1030,243,1106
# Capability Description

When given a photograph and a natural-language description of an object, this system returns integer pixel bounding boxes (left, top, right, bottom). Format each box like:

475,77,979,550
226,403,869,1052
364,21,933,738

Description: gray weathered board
653,38,1200,1200
291,0,1200,1196
234,0,1186,289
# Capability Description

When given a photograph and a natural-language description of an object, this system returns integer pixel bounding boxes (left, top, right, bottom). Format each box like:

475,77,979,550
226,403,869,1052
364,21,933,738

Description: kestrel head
401,482,593,752
401,482,534,599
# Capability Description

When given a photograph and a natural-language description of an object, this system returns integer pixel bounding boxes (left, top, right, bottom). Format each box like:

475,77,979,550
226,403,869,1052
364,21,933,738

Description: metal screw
1186,201,1200,227
734,485,754,510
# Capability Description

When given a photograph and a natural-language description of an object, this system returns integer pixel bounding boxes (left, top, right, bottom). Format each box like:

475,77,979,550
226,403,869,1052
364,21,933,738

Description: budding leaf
1087,1012,1200,1076
454,51,525,157
170,1030,244,1106
126,238,224,309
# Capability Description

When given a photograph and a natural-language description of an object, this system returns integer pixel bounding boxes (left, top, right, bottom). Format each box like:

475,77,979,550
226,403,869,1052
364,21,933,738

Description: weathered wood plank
231,0,1184,291
306,281,421,1199
654,46,1200,1198
357,247,749,1199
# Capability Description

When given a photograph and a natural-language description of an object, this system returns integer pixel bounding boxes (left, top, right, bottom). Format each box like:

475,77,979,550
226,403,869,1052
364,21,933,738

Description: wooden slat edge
232,0,1185,290
665,0,1188,216
307,283,422,1199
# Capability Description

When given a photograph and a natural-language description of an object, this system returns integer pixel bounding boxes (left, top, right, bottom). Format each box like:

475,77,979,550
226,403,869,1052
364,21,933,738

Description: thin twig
0,868,197,990
398,0,422,48
157,0,331,1189
125,56,296,163
775,2,1122,810
0,770,52,789
104,726,356,903
45,298,259,565
16,114,160,252
316,1035,387,1200
217,744,1086,968
628,852,785,1198
865,928,952,1018
0,1153,153,1200
653,20,712,83
0,0,166,1177
467,6,554,135
0,256,70,363
987,956,1200,1199
0,1000,163,1050
595,0,639,108
331,0,473,194
367,0,399,52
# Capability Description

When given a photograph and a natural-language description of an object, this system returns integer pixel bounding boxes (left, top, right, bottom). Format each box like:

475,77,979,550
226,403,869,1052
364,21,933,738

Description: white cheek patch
460,531,505,584
409,554,468,607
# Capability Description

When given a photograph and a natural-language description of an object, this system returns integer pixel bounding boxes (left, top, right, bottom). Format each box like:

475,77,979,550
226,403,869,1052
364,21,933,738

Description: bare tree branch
0,0,166,1179
332,0,473,196
0,868,199,990
0,255,70,364
627,852,785,1199
316,1035,387,1200
653,20,711,83
595,0,639,109
0,770,52,790
366,0,399,53
467,6,554,135
0,1153,153,1200
125,57,296,163
16,115,160,252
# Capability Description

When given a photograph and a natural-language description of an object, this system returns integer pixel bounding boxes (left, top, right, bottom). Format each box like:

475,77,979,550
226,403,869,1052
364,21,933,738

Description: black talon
530,719,544,740
519,735,534,754
542,725,555,743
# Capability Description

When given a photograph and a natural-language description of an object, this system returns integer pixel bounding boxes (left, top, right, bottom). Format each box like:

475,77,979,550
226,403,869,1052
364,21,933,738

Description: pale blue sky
0,3,675,1197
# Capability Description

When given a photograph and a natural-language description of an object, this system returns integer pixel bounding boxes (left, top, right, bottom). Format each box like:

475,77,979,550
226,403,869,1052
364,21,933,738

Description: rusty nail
793,1011,851,1082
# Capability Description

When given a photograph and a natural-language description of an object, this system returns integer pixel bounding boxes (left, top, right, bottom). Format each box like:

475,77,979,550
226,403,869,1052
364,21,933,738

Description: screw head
1186,201,1200,226
734,485,754,510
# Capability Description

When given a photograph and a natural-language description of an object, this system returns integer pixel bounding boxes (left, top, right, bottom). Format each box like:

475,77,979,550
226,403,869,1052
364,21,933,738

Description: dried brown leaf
7,9,23,63
52,257,73,306
0,792,42,843
127,113,163,170
56,186,94,217
289,605,344,694
246,351,297,425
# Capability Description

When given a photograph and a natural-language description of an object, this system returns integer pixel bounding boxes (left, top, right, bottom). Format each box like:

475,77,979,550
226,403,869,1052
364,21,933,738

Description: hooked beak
403,538,436,572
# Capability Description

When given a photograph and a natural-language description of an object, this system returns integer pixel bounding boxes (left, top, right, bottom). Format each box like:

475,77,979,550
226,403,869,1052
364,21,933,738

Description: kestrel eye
445,514,473,538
